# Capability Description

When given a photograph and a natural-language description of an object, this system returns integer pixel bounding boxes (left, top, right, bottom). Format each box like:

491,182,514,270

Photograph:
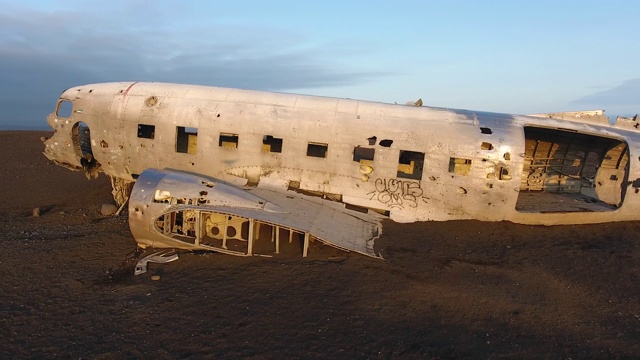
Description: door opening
516,126,628,213
72,121,100,177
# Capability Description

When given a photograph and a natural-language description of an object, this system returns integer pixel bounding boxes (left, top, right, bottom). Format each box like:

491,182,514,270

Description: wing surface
129,169,383,258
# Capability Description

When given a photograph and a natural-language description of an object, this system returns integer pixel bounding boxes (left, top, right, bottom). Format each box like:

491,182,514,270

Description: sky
1,0,639,129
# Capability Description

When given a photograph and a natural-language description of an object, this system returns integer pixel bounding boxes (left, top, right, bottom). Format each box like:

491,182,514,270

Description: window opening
397,150,425,180
138,124,155,139
176,126,198,154
56,100,73,118
262,135,282,153
307,142,328,158
353,146,375,163
219,133,239,149
449,157,472,176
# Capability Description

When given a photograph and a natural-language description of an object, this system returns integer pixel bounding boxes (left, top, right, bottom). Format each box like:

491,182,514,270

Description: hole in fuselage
515,126,629,213
71,121,99,173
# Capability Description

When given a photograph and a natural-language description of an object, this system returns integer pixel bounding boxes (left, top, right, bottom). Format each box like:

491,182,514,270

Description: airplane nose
46,113,57,129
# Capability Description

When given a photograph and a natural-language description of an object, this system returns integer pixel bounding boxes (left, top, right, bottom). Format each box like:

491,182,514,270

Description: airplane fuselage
43,82,640,226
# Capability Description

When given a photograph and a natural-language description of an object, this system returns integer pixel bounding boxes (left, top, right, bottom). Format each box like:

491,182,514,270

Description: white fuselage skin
43,82,640,225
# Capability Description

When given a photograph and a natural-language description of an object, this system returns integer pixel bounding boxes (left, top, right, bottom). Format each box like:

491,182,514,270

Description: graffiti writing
367,178,426,209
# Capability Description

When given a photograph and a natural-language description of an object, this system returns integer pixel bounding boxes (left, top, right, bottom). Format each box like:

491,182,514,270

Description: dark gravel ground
1,131,639,359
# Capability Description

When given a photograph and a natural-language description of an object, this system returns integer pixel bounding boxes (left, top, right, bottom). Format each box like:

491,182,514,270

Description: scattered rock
101,203,118,216
151,275,161,281
32,208,41,217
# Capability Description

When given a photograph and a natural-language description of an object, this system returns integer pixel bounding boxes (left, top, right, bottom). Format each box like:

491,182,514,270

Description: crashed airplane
43,82,639,258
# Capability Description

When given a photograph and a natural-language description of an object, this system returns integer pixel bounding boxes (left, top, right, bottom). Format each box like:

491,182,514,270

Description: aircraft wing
129,169,383,258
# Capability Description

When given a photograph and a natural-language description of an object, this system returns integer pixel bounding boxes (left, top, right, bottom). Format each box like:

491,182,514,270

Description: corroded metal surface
42,82,640,255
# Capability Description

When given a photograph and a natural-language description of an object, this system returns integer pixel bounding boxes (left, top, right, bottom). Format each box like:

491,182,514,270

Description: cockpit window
56,100,73,118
